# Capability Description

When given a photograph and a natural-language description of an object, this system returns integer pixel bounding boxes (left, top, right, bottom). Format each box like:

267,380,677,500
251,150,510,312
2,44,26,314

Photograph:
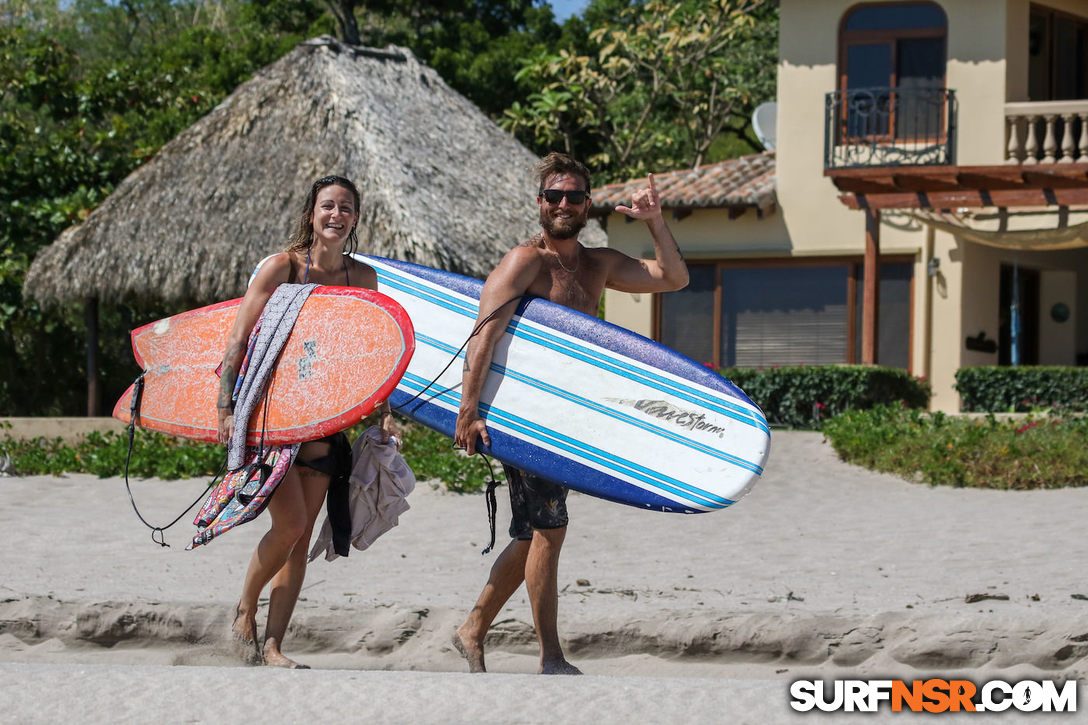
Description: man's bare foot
231,605,262,666
540,658,582,675
451,627,486,673
263,639,310,670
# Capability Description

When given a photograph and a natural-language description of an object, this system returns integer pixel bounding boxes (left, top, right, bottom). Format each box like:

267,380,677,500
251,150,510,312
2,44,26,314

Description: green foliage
2,429,224,478
0,0,313,415
400,421,495,493
357,0,563,118
717,365,931,429
823,405,1088,490
500,0,778,183
2,418,493,493
954,366,1088,413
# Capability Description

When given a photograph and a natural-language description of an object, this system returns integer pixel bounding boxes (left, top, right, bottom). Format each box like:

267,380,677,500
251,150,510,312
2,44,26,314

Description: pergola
826,163,1088,364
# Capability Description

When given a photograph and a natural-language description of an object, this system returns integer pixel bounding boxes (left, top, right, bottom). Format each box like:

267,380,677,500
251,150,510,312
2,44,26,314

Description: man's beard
540,209,587,240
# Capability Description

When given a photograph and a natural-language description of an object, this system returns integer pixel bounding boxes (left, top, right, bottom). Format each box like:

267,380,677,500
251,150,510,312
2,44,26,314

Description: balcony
1005,100,1088,165
825,88,957,170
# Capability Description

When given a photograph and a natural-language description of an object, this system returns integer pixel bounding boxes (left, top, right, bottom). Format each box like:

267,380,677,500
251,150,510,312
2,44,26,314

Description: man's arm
606,173,689,293
454,246,542,455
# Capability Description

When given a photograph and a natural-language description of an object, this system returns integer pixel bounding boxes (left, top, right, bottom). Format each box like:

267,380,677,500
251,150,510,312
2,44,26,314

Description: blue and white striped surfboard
357,255,770,514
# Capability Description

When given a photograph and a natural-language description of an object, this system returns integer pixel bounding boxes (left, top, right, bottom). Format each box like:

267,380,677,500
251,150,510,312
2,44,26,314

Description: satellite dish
752,102,777,151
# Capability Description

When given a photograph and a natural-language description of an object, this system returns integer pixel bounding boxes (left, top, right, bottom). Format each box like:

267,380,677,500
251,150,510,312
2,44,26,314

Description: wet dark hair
285,175,361,255
535,152,591,195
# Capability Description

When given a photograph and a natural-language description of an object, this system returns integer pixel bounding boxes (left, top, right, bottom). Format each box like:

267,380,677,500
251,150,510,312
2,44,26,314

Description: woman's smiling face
311,184,359,247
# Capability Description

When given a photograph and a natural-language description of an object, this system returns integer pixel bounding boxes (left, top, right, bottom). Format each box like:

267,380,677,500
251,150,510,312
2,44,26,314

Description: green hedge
717,365,931,429
1,419,496,493
823,405,1088,489
955,366,1088,413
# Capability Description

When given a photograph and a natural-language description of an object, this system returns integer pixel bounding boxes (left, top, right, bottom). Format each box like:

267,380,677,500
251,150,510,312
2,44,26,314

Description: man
452,153,689,675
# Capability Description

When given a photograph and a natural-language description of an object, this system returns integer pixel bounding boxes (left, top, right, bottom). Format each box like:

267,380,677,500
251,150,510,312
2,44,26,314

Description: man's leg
454,537,530,673
525,526,581,675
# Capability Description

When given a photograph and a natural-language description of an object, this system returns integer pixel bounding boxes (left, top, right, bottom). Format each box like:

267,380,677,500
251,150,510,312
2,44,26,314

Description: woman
216,175,397,668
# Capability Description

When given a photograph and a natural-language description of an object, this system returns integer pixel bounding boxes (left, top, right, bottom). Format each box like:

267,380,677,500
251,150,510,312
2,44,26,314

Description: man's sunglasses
539,189,590,205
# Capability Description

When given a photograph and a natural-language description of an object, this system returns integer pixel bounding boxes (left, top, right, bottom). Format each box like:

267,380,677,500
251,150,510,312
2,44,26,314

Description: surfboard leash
123,371,227,547
479,453,504,555
390,294,525,414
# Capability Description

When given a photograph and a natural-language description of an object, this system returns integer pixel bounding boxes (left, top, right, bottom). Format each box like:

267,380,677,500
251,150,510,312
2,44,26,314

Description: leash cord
390,294,525,413
480,454,503,555
123,372,226,547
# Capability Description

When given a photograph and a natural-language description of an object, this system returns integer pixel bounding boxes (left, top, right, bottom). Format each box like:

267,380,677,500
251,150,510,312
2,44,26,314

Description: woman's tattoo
218,364,237,409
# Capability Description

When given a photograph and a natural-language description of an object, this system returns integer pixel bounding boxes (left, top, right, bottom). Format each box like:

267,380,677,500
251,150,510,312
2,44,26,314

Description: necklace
550,247,579,274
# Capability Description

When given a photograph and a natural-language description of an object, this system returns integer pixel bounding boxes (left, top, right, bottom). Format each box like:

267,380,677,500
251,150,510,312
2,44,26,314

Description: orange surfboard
113,286,414,445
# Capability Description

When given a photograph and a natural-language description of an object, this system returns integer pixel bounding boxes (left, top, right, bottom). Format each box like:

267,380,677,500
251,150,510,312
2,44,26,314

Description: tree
324,0,360,44
501,0,777,183
0,0,316,415
354,0,563,118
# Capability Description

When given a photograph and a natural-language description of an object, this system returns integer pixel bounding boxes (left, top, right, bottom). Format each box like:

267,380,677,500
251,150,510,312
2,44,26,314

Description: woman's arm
216,253,292,444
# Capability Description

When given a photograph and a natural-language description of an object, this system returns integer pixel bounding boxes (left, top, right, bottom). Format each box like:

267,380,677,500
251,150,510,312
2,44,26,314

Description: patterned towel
227,282,317,470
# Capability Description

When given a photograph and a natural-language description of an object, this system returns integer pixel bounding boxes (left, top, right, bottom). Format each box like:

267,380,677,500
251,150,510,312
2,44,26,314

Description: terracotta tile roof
590,152,776,215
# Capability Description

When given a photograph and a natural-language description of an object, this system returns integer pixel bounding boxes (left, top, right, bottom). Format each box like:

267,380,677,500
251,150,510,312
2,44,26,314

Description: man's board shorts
503,464,569,540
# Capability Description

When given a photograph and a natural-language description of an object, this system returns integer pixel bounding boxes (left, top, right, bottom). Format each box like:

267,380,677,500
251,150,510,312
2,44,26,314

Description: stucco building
595,0,1088,412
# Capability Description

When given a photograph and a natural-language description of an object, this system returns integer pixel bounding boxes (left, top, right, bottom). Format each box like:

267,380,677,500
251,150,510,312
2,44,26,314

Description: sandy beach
1,430,1086,723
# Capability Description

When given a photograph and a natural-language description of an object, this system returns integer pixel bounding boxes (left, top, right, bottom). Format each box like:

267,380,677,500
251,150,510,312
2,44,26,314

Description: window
721,266,848,367
657,259,914,370
1029,5,1088,101
839,2,948,141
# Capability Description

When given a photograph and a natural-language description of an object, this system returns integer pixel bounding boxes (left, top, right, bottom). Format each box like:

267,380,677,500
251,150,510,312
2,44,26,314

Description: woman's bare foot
231,605,262,666
451,627,486,673
540,658,582,675
263,637,310,670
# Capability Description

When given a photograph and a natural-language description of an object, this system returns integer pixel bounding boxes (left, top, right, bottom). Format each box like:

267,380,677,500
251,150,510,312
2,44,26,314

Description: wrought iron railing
824,87,957,169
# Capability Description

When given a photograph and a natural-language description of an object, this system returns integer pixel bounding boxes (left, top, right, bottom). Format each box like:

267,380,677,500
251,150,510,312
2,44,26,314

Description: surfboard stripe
372,261,768,434
415,332,765,477
397,371,733,510
507,325,769,434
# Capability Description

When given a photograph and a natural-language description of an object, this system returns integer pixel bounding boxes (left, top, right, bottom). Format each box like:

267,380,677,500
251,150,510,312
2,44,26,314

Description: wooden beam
890,173,963,192
832,175,900,194
862,210,880,365
1020,169,1088,188
840,187,1088,210
954,171,1020,189
85,297,99,416
830,163,1088,195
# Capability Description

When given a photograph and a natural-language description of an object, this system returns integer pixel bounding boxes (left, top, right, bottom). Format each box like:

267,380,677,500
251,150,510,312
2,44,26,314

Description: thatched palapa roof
26,36,603,307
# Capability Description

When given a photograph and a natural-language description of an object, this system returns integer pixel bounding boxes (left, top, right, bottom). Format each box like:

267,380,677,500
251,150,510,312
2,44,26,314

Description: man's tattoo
462,359,471,373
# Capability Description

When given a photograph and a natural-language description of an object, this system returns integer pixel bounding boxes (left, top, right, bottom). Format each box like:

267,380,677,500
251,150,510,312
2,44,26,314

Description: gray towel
228,283,318,470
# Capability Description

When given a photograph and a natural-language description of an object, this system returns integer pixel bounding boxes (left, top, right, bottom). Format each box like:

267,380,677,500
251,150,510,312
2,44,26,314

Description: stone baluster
1042,114,1058,164
1059,114,1076,162
1023,114,1039,164
1006,115,1022,164
1080,113,1088,163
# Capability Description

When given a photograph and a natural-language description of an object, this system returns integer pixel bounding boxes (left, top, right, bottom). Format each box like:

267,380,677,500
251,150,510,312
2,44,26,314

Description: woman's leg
262,441,332,668
233,464,310,663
